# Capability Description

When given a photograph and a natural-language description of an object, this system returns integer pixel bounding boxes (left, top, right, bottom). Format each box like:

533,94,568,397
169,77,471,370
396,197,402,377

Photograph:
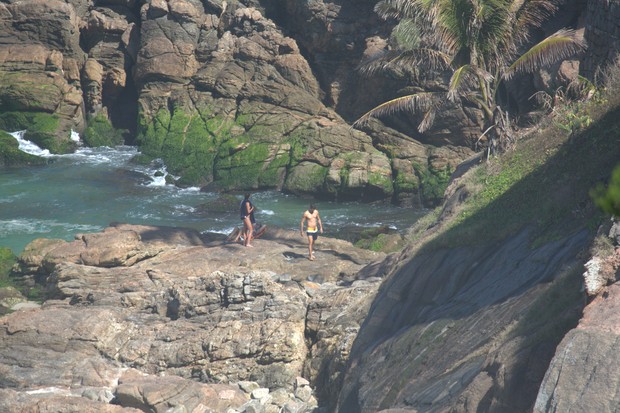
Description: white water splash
0,218,102,235
66,146,137,165
70,129,81,143
10,131,52,157
147,170,168,187
143,161,182,188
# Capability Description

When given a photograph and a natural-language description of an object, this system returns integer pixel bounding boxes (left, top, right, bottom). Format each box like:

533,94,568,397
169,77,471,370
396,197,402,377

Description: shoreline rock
1,223,387,412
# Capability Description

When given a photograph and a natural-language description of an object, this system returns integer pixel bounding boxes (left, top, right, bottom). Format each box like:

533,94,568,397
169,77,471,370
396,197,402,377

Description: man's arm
300,214,305,236
317,212,323,233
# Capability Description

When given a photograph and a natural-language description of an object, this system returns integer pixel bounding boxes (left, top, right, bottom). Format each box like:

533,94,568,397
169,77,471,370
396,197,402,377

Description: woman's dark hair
244,193,251,200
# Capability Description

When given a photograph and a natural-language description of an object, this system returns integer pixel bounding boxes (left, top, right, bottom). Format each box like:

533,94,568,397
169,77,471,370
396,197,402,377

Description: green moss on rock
415,163,452,206
0,131,47,167
0,247,17,288
368,171,394,196
138,105,295,189
0,111,71,154
137,107,222,187
215,140,270,190
284,162,328,193
83,114,124,147
393,167,420,193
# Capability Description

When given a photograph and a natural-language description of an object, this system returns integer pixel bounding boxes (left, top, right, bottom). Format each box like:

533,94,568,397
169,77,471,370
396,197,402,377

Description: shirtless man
300,204,323,260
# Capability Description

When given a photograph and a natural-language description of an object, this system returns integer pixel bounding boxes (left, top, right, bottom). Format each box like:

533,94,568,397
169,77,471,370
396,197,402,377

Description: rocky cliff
0,0,590,206
2,86,620,412
0,0,426,204
334,76,620,411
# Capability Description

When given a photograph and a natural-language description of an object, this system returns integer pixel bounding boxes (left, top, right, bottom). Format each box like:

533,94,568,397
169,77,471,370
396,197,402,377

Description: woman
239,193,255,247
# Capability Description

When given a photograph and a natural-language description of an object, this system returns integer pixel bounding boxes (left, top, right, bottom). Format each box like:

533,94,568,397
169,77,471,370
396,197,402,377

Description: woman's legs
243,217,253,247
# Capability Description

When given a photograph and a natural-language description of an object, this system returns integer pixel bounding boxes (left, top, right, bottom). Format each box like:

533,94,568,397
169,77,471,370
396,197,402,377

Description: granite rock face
1,223,386,412
0,0,85,153
534,282,620,413
535,220,620,413
0,0,507,204
336,228,592,412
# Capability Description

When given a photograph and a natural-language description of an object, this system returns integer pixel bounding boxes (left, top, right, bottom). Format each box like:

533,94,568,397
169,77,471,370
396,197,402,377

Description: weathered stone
2,223,386,412
535,282,620,412
337,228,591,412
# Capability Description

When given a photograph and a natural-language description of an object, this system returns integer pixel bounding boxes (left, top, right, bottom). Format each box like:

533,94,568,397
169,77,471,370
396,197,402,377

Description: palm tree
353,0,585,156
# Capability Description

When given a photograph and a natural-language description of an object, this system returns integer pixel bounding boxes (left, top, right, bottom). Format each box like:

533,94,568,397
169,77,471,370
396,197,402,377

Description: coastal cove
1,133,424,255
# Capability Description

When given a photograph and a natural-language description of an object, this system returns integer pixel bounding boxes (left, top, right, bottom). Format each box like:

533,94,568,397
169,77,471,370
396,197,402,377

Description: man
300,204,323,260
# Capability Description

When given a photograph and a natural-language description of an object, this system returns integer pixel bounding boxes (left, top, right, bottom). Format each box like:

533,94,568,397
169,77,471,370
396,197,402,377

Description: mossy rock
368,170,395,197
353,227,404,253
0,111,73,154
0,247,16,287
393,168,420,193
415,163,452,207
0,131,48,167
137,107,224,187
83,114,125,147
196,194,240,214
0,71,64,112
284,161,328,194
129,153,156,166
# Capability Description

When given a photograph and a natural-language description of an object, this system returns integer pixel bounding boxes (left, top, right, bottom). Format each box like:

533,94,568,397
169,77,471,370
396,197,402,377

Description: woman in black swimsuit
240,193,255,247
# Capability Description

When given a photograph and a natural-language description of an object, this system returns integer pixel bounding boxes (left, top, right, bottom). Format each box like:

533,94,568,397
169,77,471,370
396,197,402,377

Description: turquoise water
1,132,424,254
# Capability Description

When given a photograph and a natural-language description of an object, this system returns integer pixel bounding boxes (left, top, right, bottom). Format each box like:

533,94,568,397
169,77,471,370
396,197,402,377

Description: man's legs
307,234,315,260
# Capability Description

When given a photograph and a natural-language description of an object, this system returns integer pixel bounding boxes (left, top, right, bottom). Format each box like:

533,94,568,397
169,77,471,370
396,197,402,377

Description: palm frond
449,64,494,99
358,48,452,77
448,65,471,102
394,49,452,71
513,0,558,33
351,92,438,129
418,108,436,132
392,18,422,51
357,49,403,76
375,0,438,21
504,29,585,79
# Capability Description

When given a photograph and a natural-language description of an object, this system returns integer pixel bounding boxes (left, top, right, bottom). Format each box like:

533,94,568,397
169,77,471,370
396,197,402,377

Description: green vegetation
83,114,125,147
137,106,223,187
137,106,292,189
284,162,328,193
591,164,620,218
0,131,47,167
0,247,16,288
355,231,404,253
393,167,419,193
354,0,584,153
413,63,620,250
418,163,451,206
0,111,72,153
512,264,583,346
